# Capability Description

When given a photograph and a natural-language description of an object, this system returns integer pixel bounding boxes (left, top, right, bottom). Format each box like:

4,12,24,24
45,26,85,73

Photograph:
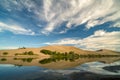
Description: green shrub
1,58,7,61
23,51,28,55
39,49,120,64
3,52,8,55
15,51,34,56
40,49,52,55
15,53,19,56
28,51,34,55
26,58,33,62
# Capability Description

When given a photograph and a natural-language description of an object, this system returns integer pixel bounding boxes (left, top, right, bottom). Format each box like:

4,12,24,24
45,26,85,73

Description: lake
0,56,120,80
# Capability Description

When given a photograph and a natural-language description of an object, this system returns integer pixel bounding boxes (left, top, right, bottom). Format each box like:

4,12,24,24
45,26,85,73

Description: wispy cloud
41,0,120,34
0,22,35,35
45,30,120,51
0,0,120,35
112,21,120,28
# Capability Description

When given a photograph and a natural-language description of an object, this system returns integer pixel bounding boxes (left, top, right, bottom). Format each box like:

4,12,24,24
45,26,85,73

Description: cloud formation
42,0,120,34
0,22,35,35
0,0,120,34
0,46,18,50
45,30,120,51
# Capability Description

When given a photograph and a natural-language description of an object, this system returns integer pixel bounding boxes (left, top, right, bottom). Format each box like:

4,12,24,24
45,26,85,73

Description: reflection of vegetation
15,51,34,56
39,56,79,64
1,58,7,61
39,49,120,64
39,58,56,64
14,58,34,63
3,52,8,55
39,50,80,64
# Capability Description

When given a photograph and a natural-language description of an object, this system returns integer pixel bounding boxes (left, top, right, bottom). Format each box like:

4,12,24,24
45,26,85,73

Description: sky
0,0,120,51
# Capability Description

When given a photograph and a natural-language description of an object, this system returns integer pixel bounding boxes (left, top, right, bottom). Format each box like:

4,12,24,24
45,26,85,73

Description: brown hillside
96,49,120,55
0,45,120,57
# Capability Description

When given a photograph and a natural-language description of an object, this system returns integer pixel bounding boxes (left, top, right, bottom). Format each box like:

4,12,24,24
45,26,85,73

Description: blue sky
0,0,120,51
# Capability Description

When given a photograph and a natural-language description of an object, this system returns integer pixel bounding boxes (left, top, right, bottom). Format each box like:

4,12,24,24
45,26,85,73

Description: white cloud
59,29,68,34
42,0,120,34
0,22,35,35
45,30,120,51
0,0,120,34
0,0,45,22
0,46,18,50
45,38,81,45
112,21,120,28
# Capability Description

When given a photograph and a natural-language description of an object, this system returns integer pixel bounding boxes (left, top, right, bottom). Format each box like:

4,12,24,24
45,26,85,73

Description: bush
3,52,8,55
28,51,34,55
15,51,34,56
1,58,7,61
40,49,52,55
40,49,120,64
23,51,28,55
22,58,33,62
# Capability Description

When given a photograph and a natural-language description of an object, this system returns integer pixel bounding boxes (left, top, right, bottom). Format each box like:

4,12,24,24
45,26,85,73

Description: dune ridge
0,45,120,57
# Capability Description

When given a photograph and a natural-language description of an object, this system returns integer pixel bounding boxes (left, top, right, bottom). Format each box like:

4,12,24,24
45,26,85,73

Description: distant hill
0,45,120,57
96,49,120,55
40,45,120,55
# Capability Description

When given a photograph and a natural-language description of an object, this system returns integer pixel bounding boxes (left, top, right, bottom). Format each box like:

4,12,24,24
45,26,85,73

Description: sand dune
0,45,120,57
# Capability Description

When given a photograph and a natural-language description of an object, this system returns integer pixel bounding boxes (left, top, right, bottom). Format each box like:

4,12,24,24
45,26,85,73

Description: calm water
0,57,120,80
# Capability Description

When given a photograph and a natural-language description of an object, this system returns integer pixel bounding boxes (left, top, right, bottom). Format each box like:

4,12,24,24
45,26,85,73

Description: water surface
0,56,120,80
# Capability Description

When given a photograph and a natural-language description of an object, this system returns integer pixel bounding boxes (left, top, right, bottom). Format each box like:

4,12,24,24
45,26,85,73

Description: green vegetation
39,58,56,64
40,49,120,58
3,52,8,55
0,58,7,61
40,50,79,61
27,51,34,55
39,49,120,64
39,56,78,64
39,50,80,64
39,51,80,64
14,58,34,63
15,51,34,56
40,49,53,55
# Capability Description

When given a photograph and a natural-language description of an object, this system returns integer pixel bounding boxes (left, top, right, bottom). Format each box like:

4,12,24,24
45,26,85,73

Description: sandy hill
40,45,91,54
96,49,120,55
0,45,120,56
40,45,120,55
